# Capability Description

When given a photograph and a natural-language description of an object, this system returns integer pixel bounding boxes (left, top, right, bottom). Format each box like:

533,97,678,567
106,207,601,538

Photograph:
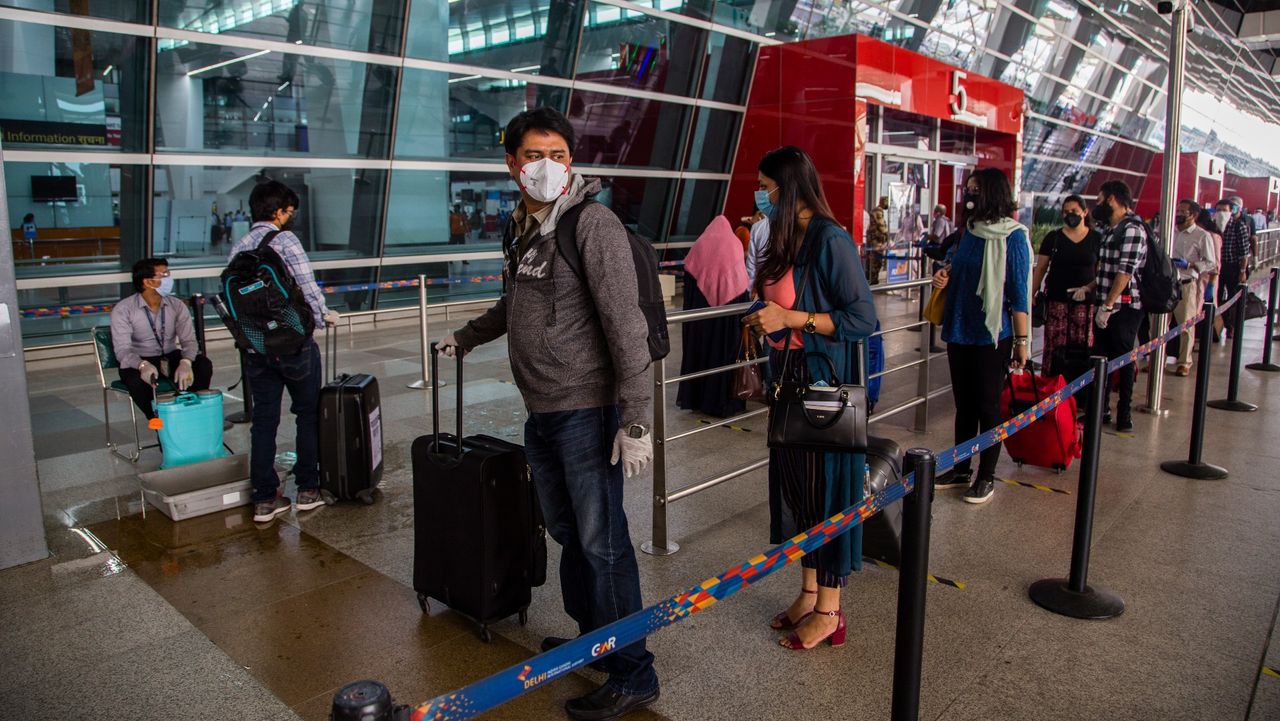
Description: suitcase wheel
357,489,376,505
478,625,492,644
417,593,429,614
519,608,528,626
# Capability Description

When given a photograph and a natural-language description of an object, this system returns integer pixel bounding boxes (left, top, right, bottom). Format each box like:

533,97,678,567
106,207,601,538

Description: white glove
610,428,653,479
1067,287,1089,302
138,360,159,385
1095,306,1113,330
323,310,341,327
435,333,460,358
176,358,194,391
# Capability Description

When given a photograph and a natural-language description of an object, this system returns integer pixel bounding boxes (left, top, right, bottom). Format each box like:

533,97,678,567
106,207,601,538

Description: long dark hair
1196,207,1220,237
754,146,837,297
965,167,1017,228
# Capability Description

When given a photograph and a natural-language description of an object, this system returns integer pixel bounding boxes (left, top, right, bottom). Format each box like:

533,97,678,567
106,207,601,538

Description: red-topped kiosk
1134,151,1225,219
725,35,1025,244
1224,172,1279,216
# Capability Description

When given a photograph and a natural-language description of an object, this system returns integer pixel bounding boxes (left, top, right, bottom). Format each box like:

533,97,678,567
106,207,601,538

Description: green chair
92,327,176,462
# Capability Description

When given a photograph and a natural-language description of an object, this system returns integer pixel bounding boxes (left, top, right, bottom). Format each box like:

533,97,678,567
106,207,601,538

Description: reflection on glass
1,0,149,23
596,176,675,241
684,108,739,173
577,2,707,98
939,120,974,156
394,70,567,160
700,31,753,103
407,0,580,80
5,161,146,278
669,179,727,241
375,260,505,308
152,166,387,266
881,108,935,151
158,0,404,54
384,170,515,254
0,21,149,152
154,41,395,157
566,91,690,170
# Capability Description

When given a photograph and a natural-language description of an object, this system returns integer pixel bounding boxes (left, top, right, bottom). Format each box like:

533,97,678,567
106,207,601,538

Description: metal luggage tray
139,454,251,522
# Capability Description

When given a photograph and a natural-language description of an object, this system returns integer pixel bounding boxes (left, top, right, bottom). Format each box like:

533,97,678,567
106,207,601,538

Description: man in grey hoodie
438,108,658,721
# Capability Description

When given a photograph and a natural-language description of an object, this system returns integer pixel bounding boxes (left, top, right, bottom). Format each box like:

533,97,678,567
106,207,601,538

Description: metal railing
641,276,941,556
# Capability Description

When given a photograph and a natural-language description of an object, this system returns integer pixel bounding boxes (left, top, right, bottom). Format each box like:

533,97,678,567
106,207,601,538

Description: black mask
1064,214,1083,229
963,192,979,211
1174,214,1190,226
1090,203,1113,224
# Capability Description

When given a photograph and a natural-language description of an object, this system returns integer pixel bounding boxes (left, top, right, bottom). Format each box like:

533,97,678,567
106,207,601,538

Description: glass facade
4,0,1280,346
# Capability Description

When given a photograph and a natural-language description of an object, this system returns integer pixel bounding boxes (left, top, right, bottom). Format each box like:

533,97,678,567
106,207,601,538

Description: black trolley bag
411,348,546,642
863,436,904,566
318,328,384,505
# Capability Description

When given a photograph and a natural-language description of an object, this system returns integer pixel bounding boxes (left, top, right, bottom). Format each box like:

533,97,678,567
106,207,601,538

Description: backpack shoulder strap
554,199,597,284
257,229,282,251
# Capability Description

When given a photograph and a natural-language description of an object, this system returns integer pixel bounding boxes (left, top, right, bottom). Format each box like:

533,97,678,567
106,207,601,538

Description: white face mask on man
1215,212,1229,231
517,158,571,204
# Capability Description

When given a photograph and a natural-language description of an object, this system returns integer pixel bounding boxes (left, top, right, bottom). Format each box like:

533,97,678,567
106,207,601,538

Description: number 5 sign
949,70,968,116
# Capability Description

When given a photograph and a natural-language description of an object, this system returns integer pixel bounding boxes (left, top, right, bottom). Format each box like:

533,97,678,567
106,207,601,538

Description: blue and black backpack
218,230,315,356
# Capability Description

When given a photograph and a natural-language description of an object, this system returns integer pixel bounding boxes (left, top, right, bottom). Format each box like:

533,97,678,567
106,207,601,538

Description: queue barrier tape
410,294,1224,721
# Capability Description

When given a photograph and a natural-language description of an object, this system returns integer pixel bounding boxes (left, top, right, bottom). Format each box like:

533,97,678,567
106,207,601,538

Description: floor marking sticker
1264,666,1280,679
1002,478,1072,495
698,419,753,433
869,558,967,590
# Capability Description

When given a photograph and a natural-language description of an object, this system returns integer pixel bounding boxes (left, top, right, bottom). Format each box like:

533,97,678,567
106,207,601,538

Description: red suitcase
1000,365,1082,472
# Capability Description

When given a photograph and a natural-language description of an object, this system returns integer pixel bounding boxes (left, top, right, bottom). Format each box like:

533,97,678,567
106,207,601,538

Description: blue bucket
156,390,229,469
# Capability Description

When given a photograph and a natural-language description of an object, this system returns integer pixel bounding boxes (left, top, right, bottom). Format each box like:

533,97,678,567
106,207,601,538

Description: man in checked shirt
228,180,341,523
1215,198,1252,338
1088,180,1147,434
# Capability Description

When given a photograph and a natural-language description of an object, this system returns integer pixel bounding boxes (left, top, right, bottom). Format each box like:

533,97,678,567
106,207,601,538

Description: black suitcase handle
430,346,464,459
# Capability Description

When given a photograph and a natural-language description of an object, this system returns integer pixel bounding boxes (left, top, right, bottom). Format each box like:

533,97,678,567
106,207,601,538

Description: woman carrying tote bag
931,168,1032,504
742,146,877,651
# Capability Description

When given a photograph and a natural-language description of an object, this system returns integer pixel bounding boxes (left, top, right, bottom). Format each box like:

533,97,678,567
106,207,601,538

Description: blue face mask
754,188,775,216
157,276,175,296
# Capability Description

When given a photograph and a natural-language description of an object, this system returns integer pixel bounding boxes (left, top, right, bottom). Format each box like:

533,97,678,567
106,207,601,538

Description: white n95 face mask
518,158,571,203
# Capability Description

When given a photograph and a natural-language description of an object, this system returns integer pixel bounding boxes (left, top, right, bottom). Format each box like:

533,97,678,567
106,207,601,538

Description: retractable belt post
1029,356,1124,620
408,274,441,390
1161,303,1229,479
1207,289,1258,412
330,680,408,721
1246,267,1280,372
891,449,936,721
226,348,253,424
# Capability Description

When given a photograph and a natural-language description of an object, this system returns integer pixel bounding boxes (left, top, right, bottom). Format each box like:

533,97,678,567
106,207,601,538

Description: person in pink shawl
677,215,753,417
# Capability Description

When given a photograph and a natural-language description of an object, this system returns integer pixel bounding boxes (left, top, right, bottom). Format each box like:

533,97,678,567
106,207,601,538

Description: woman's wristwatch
1013,335,1030,347
802,312,817,334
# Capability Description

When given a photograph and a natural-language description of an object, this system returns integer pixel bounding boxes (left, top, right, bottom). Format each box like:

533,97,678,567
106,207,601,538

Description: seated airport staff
110,258,213,419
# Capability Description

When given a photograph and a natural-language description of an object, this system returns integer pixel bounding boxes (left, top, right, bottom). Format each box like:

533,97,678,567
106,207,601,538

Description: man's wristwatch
627,423,648,439
803,312,817,334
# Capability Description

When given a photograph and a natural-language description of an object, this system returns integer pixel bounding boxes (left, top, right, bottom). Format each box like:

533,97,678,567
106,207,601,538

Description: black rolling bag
411,348,546,642
319,329,383,505
863,435,904,566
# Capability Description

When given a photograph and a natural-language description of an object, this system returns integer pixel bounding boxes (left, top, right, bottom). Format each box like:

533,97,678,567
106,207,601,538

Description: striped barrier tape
409,295,1226,719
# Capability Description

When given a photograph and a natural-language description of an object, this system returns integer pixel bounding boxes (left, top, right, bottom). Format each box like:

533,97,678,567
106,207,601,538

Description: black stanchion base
1029,578,1124,620
1206,399,1259,412
1245,362,1280,372
1160,459,1229,480
226,411,251,424
223,420,233,431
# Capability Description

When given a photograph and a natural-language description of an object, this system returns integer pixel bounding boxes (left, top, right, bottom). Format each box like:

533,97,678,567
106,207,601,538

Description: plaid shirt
1220,217,1251,271
1095,212,1147,309
229,222,329,328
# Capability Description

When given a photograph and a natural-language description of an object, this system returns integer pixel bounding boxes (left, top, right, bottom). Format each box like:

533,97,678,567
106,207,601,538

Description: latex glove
435,333,460,358
138,360,159,385
1066,287,1089,302
610,429,653,479
323,310,341,327
175,358,194,391
1172,257,1190,269
932,267,950,290
1095,306,1113,330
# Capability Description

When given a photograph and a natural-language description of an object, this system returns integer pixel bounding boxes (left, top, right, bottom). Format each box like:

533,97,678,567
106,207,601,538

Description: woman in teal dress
743,146,878,650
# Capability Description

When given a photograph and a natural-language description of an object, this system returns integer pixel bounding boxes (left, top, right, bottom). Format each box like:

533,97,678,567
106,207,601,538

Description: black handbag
767,351,869,453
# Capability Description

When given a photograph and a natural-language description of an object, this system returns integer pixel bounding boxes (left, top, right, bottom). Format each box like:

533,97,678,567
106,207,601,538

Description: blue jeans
245,340,321,503
524,406,659,697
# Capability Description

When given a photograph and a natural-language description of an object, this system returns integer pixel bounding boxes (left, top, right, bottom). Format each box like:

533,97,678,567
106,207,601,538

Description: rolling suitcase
863,436,903,566
319,329,383,504
411,348,546,642
1000,363,1081,472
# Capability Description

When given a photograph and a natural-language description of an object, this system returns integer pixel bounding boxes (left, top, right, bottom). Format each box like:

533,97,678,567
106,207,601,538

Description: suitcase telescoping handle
324,324,339,383
429,346,464,459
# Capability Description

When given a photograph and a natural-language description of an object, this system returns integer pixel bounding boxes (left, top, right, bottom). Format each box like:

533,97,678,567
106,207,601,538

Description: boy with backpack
226,180,339,523
437,108,661,721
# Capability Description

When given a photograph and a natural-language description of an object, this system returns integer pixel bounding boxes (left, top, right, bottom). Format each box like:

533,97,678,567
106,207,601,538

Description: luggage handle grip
325,324,339,383
430,345,464,459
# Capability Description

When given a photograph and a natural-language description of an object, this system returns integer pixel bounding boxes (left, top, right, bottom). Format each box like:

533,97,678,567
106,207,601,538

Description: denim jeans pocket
280,351,313,383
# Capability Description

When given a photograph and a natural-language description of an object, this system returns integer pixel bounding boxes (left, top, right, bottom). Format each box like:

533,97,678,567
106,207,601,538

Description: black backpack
218,230,316,355
1116,217,1181,314
554,200,670,361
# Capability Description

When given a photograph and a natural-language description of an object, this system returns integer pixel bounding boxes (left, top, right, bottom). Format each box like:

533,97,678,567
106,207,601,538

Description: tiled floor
5,288,1280,721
